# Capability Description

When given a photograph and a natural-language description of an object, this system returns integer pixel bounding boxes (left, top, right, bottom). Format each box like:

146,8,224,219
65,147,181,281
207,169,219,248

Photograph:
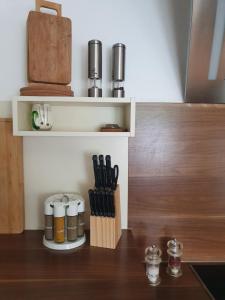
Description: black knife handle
106,155,111,168
102,166,107,188
99,155,106,188
111,165,119,190
96,190,103,216
88,189,95,216
100,190,107,217
92,155,99,188
106,155,112,188
96,166,102,188
110,191,115,218
105,190,111,217
99,155,104,167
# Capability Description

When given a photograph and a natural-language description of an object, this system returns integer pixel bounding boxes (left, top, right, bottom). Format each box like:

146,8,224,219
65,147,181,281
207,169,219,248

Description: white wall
24,137,128,229
0,0,191,229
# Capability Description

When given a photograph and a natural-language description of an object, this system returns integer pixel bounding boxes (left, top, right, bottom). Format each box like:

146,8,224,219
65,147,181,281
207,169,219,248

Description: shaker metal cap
113,43,126,48
67,200,78,216
53,202,65,218
44,199,53,215
145,245,162,259
88,39,102,45
77,199,85,213
167,239,183,256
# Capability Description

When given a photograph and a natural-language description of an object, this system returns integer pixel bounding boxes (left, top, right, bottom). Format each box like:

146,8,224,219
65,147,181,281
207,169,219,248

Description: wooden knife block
90,185,121,249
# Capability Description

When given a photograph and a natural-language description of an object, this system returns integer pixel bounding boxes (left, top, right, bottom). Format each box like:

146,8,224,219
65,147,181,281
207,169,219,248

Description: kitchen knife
88,189,95,216
92,155,99,188
93,190,100,216
96,190,103,216
105,190,111,217
112,191,115,218
111,165,119,190
96,166,102,188
106,155,112,188
100,190,107,217
110,191,115,218
99,154,105,188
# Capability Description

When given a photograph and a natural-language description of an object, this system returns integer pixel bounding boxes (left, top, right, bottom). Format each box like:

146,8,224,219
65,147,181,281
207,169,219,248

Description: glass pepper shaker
145,245,162,286
167,238,183,277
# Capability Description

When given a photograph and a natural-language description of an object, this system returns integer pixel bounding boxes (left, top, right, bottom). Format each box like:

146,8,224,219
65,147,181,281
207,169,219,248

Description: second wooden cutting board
27,0,72,85
0,119,24,233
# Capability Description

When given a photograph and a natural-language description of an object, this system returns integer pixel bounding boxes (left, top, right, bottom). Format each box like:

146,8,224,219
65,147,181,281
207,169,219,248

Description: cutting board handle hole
39,7,57,15
36,0,62,17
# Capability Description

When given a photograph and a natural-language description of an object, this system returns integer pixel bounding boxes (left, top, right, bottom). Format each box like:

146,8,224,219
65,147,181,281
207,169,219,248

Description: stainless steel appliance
112,43,126,98
186,0,225,102
88,40,102,97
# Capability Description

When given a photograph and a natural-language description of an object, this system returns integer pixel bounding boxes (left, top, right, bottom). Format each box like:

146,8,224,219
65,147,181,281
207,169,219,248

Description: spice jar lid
44,199,53,215
67,200,78,216
167,239,183,257
53,202,65,217
145,245,162,264
77,199,85,213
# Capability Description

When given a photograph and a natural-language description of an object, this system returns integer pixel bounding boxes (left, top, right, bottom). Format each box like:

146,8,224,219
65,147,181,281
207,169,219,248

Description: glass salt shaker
145,245,162,286
167,239,183,277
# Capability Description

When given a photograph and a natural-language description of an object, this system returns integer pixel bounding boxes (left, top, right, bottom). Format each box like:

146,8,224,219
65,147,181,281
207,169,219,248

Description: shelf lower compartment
13,96,135,137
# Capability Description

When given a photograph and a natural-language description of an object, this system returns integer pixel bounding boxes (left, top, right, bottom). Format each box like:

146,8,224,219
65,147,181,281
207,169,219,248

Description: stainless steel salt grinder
44,200,54,240
88,40,102,97
77,200,85,237
67,200,78,242
112,43,126,98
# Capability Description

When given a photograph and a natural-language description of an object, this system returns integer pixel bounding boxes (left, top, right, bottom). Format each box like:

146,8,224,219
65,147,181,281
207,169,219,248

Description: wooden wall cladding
0,119,24,233
128,103,225,261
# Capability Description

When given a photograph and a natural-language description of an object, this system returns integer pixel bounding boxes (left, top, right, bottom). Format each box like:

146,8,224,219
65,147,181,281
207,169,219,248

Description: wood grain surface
20,83,74,96
0,119,24,233
129,103,225,261
90,185,121,249
0,231,210,300
27,9,71,84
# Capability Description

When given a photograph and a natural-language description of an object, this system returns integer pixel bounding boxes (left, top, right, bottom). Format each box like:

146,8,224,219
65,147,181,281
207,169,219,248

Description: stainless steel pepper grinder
112,43,126,98
88,40,102,97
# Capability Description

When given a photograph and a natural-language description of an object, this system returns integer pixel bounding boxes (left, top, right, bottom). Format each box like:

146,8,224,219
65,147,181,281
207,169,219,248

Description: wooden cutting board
20,83,74,96
0,119,24,233
27,0,72,84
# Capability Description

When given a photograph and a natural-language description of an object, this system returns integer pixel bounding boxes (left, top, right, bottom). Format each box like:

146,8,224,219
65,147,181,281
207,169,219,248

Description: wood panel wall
128,104,225,261
0,119,24,233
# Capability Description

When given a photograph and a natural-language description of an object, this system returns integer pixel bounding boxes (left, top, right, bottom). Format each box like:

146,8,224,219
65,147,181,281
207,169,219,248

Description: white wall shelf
12,97,135,137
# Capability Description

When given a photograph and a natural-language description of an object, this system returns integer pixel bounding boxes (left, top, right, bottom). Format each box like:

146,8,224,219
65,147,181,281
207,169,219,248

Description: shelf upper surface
13,96,134,104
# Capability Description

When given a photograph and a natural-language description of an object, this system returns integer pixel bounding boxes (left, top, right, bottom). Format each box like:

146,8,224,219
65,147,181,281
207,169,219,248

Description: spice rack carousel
43,194,86,251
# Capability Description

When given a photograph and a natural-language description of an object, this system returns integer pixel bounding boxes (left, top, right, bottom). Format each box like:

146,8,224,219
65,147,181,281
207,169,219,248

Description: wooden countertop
0,230,210,300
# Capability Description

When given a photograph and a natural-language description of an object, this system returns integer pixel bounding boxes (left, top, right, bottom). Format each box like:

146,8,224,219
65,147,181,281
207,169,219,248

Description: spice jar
53,202,65,243
67,200,78,242
145,245,162,286
77,199,85,237
44,199,53,240
167,239,183,277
